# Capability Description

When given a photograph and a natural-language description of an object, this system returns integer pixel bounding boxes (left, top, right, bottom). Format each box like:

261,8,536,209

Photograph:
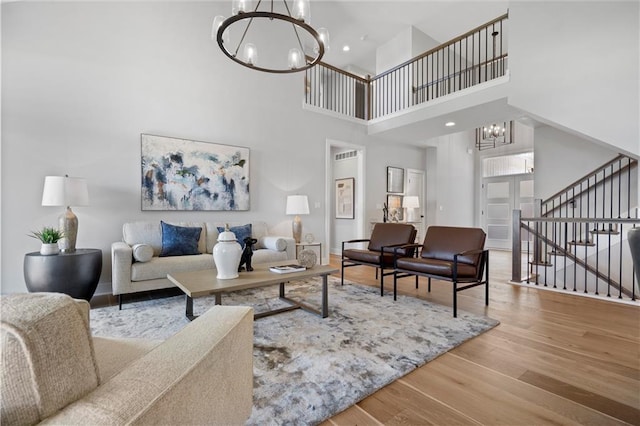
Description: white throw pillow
260,236,287,252
132,243,154,263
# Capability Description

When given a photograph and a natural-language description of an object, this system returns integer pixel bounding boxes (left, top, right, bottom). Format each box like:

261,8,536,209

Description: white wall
1,2,427,294
508,1,639,157
429,130,476,226
534,126,626,200
364,140,426,225
1,2,365,293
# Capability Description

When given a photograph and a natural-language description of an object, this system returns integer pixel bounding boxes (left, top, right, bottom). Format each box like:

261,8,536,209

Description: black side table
24,249,102,301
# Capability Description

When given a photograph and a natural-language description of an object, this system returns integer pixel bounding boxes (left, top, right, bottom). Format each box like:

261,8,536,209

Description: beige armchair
1,293,254,425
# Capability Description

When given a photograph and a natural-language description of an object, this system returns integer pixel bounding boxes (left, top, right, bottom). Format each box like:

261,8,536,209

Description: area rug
90,277,499,425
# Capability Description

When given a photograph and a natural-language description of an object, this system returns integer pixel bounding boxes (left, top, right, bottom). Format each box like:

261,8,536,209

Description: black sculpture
238,237,258,272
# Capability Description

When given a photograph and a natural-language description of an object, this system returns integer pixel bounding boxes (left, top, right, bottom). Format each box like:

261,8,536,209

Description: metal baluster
618,158,622,218
619,223,623,299
607,218,612,297
627,158,632,218
595,219,600,295
584,212,589,293
565,222,571,291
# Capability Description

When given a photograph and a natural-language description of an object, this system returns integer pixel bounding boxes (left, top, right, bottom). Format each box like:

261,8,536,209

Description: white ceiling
311,1,509,74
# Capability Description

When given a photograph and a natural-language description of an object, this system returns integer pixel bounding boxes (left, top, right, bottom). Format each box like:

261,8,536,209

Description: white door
482,174,534,249
405,169,425,242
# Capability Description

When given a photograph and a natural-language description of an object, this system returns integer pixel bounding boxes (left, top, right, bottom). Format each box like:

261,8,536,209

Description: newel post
512,209,522,282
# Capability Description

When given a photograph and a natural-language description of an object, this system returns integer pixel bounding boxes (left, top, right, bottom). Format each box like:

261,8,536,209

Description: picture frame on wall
386,194,404,222
141,134,250,211
335,177,355,219
387,166,404,193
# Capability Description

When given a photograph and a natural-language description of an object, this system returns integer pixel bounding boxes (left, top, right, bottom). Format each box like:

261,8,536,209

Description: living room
1,1,639,424
2,1,637,296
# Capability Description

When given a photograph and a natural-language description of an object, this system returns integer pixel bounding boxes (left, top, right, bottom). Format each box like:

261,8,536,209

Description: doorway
481,174,534,249
325,140,366,259
405,168,425,242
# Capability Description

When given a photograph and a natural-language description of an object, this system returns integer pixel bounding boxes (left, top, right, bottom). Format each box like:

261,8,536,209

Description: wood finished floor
323,250,640,426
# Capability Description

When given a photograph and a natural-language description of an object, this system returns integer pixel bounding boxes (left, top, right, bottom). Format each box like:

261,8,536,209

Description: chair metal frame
393,242,489,317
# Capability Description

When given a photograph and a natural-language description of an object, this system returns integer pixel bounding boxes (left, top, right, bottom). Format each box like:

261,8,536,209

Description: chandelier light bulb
288,48,303,69
293,0,310,21
232,0,253,15
212,15,230,45
243,43,258,65
317,27,330,51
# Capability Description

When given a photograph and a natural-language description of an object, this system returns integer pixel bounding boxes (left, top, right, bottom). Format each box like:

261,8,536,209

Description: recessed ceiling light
342,45,350,52
445,121,456,127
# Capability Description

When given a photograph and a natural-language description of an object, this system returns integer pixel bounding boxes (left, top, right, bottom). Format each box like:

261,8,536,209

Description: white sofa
1,292,254,425
112,221,295,307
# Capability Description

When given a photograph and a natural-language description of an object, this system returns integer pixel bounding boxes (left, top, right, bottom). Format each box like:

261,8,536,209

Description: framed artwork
141,134,250,211
335,177,355,219
386,194,404,222
387,166,404,193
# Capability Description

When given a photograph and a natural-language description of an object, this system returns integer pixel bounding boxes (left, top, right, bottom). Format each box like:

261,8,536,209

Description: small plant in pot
29,227,64,255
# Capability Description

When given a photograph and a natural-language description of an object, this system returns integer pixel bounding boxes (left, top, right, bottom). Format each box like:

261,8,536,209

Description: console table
23,248,102,301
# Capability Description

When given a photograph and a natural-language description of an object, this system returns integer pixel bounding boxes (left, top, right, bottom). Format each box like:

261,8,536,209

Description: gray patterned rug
90,277,499,425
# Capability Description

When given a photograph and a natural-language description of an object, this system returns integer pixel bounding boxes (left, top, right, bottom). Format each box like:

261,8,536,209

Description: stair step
591,229,621,235
568,241,596,247
529,260,553,267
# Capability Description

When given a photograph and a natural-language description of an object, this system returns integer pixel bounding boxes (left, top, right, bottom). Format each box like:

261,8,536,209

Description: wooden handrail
306,56,370,84
541,154,636,207
372,12,509,81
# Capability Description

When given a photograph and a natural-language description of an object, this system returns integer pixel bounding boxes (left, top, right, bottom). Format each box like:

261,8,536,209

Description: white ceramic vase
40,243,60,256
213,228,242,279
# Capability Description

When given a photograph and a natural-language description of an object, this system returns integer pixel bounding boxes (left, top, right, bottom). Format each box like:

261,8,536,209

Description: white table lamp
402,196,420,222
42,175,89,252
286,195,309,243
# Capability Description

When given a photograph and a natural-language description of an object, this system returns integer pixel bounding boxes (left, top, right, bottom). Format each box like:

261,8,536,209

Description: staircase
513,155,639,302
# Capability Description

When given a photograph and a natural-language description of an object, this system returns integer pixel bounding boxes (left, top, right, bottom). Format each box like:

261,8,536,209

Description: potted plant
29,227,64,255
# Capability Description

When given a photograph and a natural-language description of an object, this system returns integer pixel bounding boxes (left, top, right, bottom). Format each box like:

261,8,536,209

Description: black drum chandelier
212,0,330,74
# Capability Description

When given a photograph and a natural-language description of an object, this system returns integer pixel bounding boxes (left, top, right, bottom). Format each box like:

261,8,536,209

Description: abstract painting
141,134,249,211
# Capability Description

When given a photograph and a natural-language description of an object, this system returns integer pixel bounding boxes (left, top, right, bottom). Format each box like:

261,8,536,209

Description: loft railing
304,13,509,121
512,213,639,301
304,61,369,119
370,13,508,119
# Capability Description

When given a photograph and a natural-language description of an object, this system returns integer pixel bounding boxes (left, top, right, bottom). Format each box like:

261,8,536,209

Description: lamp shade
42,176,89,207
402,196,420,209
286,195,309,215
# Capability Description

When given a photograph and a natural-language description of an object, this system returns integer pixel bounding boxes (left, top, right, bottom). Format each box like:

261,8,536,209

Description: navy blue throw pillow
160,221,202,257
217,224,252,250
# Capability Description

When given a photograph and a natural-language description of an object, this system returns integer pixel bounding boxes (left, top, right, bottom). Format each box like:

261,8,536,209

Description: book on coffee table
269,264,306,274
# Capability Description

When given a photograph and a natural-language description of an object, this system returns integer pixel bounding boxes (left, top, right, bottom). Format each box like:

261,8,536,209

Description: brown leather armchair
341,223,417,296
393,226,489,317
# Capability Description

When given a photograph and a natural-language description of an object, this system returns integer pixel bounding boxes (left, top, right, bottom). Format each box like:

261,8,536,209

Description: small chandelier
212,0,330,74
476,121,514,151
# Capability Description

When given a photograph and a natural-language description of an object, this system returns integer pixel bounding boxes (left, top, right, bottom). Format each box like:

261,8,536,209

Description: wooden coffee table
167,262,338,320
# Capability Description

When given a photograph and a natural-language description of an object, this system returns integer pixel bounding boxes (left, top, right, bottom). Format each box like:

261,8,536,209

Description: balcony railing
304,13,509,121
304,61,369,119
